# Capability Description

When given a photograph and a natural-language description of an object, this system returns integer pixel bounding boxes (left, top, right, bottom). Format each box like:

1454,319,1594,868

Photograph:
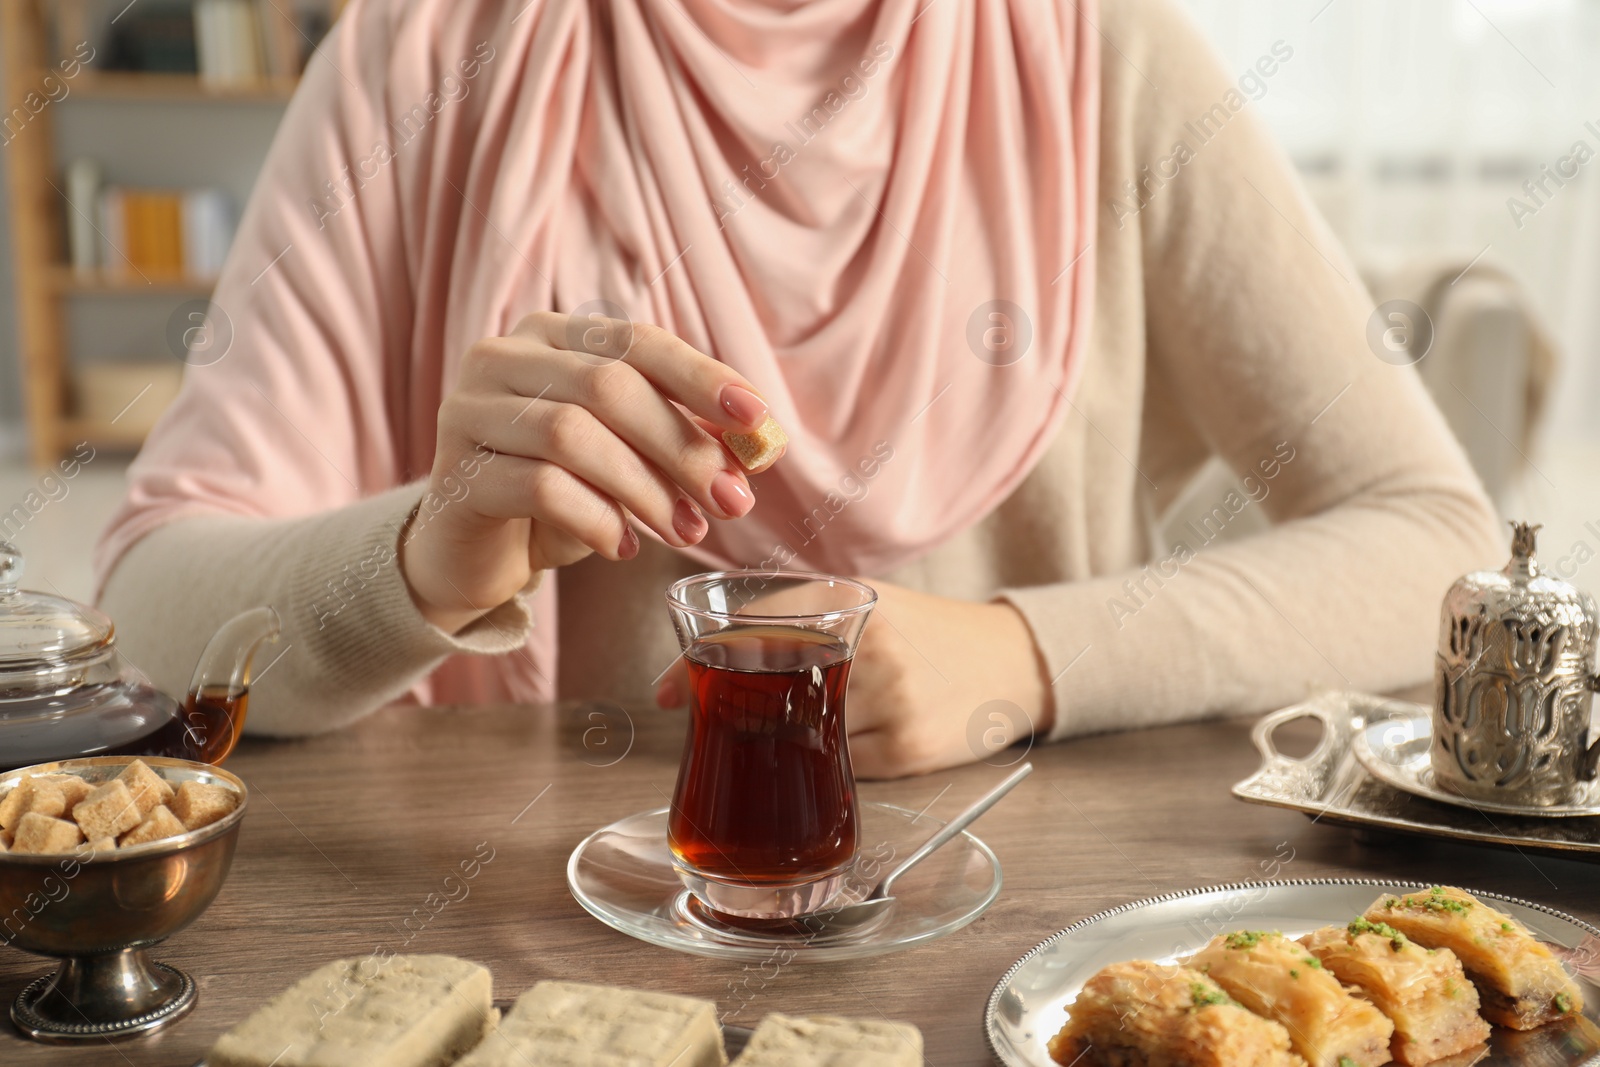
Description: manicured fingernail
672,498,708,544
711,471,755,518
720,385,768,427
618,526,640,559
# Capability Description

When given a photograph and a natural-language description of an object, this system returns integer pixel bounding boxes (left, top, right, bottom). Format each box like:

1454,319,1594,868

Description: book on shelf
65,159,104,274
93,184,236,281
194,0,263,86
90,0,340,82
101,1,201,74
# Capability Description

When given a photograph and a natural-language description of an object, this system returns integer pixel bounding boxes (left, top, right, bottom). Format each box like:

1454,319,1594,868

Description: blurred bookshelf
72,70,300,102
1,0,347,466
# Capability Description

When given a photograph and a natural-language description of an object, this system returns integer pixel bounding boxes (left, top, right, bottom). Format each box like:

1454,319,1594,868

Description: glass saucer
566,801,1002,962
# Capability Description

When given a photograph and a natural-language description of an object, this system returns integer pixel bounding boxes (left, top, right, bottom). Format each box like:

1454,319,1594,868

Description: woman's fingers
518,312,770,433
655,657,691,708
456,393,710,548
464,339,757,521
461,454,635,562
846,731,917,781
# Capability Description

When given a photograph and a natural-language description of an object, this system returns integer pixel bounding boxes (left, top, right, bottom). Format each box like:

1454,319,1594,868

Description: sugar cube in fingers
117,759,174,817
170,780,238,830
120,805,187,848
73,780,144,842
722,416,787,470
11,812,85,854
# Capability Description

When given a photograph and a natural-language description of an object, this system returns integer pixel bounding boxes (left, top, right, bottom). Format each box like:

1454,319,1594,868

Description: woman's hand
655,580,1055,779
401,312,779,634
840,581,1054,778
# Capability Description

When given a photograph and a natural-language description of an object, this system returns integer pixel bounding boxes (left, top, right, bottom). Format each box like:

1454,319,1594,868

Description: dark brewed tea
668,625,858,886
130,685,251,765
0,684,249,771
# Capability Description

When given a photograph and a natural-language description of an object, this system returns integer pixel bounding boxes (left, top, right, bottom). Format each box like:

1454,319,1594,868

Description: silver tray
191,1007,751,1064
1352,710,1600,818
984,878,1600,1067
1232,691,1600,855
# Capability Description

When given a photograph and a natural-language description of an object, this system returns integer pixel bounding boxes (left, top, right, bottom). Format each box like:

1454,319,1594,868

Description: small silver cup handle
1585,672,1600,781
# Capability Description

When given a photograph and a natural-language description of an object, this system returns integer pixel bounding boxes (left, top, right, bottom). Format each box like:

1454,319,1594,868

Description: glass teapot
0,541,279,771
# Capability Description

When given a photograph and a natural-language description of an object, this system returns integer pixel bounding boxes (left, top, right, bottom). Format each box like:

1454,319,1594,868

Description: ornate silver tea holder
1433,521,1600,809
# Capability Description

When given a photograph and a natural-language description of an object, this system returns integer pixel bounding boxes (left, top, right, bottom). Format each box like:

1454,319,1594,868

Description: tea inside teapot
0,541,278,770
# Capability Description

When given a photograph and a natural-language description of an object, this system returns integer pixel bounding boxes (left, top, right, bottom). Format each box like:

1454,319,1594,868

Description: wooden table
3,702,1597,1065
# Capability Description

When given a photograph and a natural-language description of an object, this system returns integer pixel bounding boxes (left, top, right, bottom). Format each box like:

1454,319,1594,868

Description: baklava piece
1047,959,1306,1067
1186,931,1394,1067
1366,887,1583,1030
1302,920,1490,1064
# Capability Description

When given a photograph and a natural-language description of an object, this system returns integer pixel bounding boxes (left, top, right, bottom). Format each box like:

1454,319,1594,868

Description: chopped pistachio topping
1190,982,1237,1010
1391,887,1472,914
1556,992,1574,1014
1347,917,1408,950
1224,930,1277,950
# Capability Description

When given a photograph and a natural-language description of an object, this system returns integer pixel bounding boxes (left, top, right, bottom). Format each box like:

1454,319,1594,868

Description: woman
96,0,1501,778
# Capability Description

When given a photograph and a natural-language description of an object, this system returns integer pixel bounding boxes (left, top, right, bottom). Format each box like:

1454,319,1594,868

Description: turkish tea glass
665,571,876,919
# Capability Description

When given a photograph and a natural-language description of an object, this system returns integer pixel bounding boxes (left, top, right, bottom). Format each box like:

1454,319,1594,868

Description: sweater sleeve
93,2,543,734
100,486,539,737
1000,0,1504,740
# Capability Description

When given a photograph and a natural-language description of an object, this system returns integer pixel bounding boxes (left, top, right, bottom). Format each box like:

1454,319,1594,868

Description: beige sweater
100,0,1503,742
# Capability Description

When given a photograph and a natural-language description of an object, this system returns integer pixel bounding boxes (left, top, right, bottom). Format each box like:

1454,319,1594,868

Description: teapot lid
0,541,115,672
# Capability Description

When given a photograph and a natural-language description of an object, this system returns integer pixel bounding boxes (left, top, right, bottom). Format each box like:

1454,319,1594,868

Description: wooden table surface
3,701,1598,1065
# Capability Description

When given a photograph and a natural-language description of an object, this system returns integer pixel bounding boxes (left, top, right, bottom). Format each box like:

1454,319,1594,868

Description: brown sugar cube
86,836,117,854
170,780,238,831
24,777,68,820
0,829,11,852
117,759,174,818
722,415,788,470
41,774,93,811
0,777,37,830
120,805,187,848
0,775,71,828
72,780,144,842
11,811,85,854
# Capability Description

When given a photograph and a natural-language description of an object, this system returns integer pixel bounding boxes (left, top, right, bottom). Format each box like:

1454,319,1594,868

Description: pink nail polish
618,526,640,559
673,499,708,543
711,470,755,518
720,385,768,427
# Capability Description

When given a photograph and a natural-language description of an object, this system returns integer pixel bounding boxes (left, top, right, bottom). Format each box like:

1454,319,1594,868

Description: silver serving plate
1353,710,1600,817
985,878,1600,1067
1233,691,1600,855
190,1011,752,1065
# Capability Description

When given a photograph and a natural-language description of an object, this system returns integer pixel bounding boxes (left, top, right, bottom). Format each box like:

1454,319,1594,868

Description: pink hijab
98,0,1099,704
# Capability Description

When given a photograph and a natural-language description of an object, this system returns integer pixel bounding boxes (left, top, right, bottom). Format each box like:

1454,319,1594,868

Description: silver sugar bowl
1433,521,1600,806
